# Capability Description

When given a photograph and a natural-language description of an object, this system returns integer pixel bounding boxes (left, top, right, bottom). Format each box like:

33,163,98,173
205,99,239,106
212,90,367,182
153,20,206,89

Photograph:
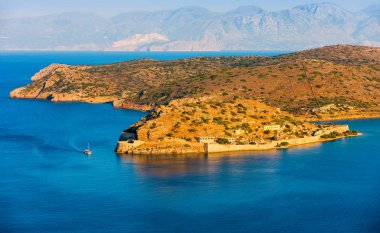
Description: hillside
10,45,380,120
128,97,319,142
280,45,380,65
1,3,380,51
114,97,356,154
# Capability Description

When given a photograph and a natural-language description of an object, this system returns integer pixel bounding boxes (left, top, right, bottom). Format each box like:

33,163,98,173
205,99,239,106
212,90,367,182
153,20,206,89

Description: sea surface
0,51,379,233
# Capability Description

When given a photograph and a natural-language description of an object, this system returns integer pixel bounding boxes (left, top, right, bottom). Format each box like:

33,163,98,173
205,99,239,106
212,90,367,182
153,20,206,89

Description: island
10,45,379,154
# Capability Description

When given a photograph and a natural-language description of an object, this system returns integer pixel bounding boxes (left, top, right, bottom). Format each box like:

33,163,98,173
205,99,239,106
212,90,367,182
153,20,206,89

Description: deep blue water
0,51,379,233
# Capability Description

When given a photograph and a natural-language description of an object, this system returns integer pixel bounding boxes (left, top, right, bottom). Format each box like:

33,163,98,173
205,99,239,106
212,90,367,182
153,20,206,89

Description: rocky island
10,45,379,154
114,97,358,154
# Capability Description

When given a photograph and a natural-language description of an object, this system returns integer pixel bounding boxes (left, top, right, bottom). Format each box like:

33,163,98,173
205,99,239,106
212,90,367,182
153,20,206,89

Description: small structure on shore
195,136,216,143
263,125,280,131
225,137,237,143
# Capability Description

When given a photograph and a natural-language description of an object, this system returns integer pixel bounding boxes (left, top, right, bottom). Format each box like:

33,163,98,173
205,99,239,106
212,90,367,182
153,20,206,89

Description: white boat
84,143,92,155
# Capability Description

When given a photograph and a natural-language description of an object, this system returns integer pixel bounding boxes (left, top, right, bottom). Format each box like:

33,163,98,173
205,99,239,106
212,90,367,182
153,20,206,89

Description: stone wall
323,125,349,134
206,125,350,153
114,140,145,153
115,125,351,155
115,140,205,155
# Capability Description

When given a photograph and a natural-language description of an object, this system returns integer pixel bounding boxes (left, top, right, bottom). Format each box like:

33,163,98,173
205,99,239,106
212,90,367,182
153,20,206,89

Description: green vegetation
321,131,342,139
150,122,157,129
216,138,231,145
344,130,358,136
278,141,289,147
13,45,380,125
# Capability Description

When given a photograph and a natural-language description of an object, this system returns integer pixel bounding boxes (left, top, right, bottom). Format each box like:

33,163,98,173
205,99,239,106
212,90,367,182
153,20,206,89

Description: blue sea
0,51,379,233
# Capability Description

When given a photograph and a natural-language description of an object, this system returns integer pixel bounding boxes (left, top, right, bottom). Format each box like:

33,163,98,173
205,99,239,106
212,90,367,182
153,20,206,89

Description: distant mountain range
1,3,379,51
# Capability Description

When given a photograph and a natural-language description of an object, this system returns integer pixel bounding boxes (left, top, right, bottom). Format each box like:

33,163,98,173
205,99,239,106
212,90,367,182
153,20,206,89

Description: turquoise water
0,52,379,233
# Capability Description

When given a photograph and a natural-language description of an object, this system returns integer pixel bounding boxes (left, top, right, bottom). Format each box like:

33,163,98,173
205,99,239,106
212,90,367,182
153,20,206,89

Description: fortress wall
206,143,276,153
324,125,349,134
205,136,322,153
115,140,145,153
206,125,350,154
115,140,205,155
116,125,351,154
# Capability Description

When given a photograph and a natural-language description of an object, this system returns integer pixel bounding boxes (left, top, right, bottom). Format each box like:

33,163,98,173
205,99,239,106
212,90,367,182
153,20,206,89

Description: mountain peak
293,2,348,14
362,4,380,16
292,2,351,19
1,3,378,51
168,6,214,18
173,6,211,14
226,5,265,16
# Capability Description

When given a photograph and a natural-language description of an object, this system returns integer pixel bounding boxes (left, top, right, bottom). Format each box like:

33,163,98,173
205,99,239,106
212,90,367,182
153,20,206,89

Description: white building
263,125,280,131
195,136,216,143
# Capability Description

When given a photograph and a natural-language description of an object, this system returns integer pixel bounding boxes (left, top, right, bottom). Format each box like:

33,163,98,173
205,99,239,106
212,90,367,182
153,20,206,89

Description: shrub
271,135,279,141
321,131,342,139
213,117,227,125
150,122,157,129
241,123,253,133
279,141,289,147
216,138,230,144
200,117,210,123
344,130,358,136
225,131,232,137
181,116,190,122
174,122,181,129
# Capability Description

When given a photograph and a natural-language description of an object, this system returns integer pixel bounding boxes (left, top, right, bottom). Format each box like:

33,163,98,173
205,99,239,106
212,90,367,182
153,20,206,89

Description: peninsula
114,97,358,154
10,45,379,154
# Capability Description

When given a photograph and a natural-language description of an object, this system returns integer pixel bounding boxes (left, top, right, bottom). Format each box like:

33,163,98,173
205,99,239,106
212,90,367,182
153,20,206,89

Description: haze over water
0,51,379,233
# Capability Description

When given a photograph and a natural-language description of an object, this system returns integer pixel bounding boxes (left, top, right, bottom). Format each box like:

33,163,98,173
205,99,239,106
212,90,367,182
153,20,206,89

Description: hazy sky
0,0,379,19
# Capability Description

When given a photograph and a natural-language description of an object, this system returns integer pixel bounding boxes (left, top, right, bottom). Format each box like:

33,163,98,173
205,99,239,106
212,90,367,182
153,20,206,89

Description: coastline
9,44,379,156
10,95,380,121
114,125,358,155
10,95,369,156
311,115,380,122
206,134,363,156
9,94,153,112
114,134,361,156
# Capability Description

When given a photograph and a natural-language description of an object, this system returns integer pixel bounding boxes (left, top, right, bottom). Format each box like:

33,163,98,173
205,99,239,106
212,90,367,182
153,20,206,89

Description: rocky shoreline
114,124,355,155
9,45,379,155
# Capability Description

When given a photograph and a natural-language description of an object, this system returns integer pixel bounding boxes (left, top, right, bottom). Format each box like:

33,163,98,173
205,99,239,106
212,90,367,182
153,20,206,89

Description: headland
10,45,379,154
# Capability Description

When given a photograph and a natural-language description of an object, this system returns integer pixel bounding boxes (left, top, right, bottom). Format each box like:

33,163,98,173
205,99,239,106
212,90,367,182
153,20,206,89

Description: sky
0,0,379,19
